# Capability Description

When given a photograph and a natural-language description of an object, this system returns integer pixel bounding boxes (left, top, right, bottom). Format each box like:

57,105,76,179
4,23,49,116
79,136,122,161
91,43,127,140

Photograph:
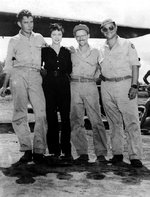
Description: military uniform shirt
4,31,46,74
71,46,100,79
99,36,140,78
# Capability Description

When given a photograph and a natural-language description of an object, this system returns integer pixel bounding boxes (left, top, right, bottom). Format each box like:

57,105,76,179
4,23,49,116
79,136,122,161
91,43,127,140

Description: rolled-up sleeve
128,42,141,67
3,38,15,74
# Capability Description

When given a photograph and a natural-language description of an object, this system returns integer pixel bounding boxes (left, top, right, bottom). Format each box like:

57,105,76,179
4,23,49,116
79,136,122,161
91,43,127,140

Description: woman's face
51,30,63,45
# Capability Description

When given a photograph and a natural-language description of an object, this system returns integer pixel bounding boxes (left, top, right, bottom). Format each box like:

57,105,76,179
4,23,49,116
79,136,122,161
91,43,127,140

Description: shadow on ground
1,160,150,185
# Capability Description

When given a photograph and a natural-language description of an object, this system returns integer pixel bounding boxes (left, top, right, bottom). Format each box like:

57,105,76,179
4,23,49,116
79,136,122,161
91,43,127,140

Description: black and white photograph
0,0,150,196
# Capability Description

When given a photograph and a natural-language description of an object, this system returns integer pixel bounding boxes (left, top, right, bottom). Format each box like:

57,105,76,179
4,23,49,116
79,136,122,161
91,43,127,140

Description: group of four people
0,9,143,168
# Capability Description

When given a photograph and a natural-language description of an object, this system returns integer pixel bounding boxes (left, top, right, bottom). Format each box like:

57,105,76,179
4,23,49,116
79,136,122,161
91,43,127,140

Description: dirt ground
1,132,150,197
0,95,150,197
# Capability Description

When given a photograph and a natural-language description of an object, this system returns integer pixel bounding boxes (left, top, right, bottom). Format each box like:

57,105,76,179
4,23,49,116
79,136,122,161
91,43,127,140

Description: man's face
75,30,89,46
101,23,117,39
18,16,34,35
51,30,62,45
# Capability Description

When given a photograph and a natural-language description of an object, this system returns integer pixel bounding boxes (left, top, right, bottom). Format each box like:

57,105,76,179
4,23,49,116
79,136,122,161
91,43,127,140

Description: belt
100,75,132,82
49,71,66,77
71,77,95,83
14,66,40,72
27,67,40,72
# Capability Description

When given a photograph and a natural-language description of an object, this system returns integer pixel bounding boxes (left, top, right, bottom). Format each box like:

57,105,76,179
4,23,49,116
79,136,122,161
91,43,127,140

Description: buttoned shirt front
99,36,140,78
42,46,72,75
4,31,46,73
71,46,100,79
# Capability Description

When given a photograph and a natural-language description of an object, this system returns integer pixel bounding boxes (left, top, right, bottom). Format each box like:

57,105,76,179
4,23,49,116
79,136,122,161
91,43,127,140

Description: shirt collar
19,30,35,39
76,44,92,53
104,35,121,48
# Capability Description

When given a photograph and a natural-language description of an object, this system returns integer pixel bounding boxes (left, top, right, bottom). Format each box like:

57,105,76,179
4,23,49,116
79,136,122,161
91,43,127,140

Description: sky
1,0,150,28
0,0,150,82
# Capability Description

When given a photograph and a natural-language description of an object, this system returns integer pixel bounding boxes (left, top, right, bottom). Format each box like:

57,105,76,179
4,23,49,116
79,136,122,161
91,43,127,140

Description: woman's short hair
49,23,64,35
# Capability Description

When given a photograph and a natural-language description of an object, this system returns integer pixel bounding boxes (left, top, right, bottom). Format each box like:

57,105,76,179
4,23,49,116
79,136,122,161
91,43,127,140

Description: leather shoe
130,159,143,168
12,150,32,166
109,154,123,164
96,155,107,164
33,153,47,164
19,150,32,163
74,154,89,165
60,155,74,165
46,154,61,166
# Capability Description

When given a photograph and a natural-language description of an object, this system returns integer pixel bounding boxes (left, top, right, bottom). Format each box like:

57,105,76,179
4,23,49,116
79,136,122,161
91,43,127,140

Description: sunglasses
102,26,115,33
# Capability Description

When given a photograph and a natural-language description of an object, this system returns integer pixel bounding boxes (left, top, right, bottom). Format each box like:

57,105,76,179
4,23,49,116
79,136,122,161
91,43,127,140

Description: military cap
73,24,89,36
100,19,116,29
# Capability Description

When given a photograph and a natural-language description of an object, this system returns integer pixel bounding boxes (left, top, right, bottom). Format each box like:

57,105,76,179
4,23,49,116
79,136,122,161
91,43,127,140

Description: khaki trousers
10,68,47,154
70,82,107,157
101,79,143,160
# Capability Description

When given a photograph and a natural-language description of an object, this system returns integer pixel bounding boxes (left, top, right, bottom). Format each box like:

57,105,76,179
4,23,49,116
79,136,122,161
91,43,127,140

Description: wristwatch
131,84,138,89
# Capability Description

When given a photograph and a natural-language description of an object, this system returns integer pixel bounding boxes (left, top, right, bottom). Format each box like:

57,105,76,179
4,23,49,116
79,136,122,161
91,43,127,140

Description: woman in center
41,23,73,163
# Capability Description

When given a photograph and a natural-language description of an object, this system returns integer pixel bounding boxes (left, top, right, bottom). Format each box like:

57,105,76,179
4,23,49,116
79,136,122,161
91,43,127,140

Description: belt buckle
30,67,34,71
80,78,87,82
115,77,121,82
81,78,85,82
79,77,83,82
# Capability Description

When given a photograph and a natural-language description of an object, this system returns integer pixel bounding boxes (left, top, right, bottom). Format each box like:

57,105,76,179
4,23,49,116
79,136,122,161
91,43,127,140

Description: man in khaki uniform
0,10,47,165
99,19,143,167
71,24,107,164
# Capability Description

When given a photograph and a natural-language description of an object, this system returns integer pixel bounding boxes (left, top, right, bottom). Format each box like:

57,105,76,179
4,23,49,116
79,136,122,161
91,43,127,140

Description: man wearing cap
99,19,143,167
70,24,107,164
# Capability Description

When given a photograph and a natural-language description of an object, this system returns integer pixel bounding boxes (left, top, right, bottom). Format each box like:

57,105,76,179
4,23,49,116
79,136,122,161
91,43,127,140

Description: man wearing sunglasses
99,19,143,168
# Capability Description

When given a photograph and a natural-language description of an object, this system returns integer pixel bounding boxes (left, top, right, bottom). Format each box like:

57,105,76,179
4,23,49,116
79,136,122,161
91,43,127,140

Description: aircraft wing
1,11,150,38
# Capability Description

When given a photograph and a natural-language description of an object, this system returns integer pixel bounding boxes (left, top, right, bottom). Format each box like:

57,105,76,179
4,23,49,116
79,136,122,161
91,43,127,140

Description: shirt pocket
33,39,43,50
